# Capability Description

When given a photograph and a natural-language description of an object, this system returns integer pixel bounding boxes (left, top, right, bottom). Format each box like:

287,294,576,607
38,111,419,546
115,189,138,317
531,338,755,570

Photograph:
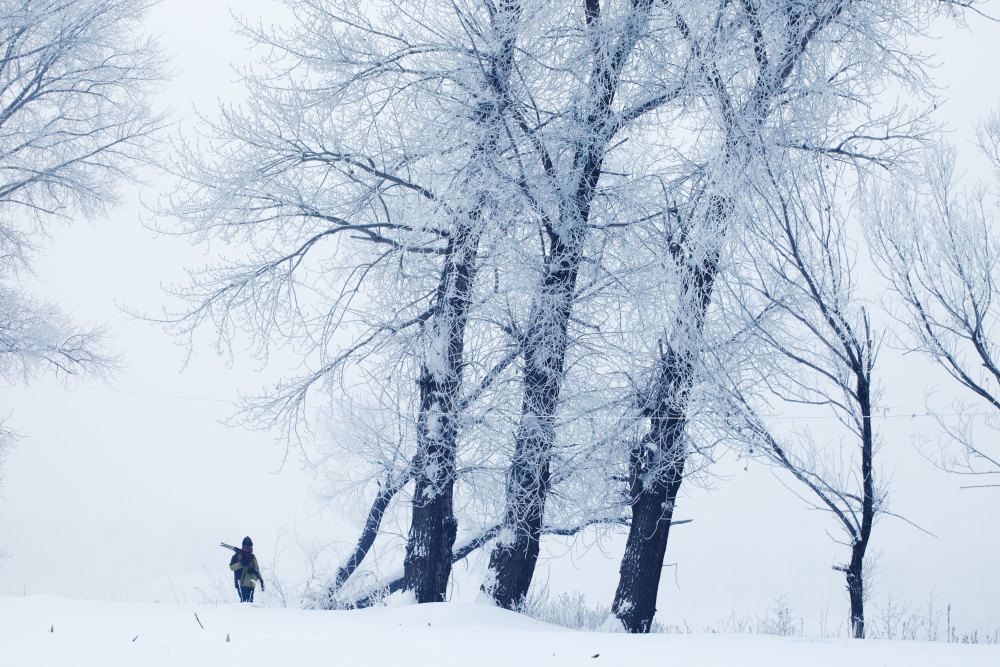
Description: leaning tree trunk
486,249,579,608
327,467,412,604
611,401,688,633
612,226,721,632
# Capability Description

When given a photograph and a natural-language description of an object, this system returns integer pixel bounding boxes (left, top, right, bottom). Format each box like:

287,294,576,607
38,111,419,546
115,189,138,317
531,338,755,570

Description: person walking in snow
229,536,264,603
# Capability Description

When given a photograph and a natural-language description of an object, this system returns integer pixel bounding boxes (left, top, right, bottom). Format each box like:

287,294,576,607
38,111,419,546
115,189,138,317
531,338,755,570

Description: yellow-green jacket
229,552,261,588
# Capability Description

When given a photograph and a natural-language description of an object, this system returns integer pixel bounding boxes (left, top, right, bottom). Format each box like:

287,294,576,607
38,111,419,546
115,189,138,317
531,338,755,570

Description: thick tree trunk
403,222,480,602
404,473,459,602
612,426,686,632
612,229,721,633
611,347,694,632
486,423,555,608
486,246,578,608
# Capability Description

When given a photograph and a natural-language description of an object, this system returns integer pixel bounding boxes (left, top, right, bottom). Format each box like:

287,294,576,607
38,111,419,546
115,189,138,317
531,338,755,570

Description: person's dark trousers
237,586,255,603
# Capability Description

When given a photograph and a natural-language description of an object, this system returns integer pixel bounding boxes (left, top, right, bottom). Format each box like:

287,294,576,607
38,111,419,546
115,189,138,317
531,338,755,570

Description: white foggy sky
1,0,999,632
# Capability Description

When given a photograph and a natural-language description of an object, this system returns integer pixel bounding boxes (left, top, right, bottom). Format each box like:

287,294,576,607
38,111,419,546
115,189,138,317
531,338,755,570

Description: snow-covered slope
2,595,997,667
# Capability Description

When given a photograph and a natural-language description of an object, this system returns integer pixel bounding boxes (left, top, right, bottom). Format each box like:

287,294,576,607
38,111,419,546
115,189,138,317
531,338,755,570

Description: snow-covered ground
3,595,997,667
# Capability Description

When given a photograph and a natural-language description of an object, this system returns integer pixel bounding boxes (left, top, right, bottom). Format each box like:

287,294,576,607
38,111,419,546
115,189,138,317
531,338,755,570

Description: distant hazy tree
0,0,160,554
0,0,161,473
868,116,1000,485
0,0,160,383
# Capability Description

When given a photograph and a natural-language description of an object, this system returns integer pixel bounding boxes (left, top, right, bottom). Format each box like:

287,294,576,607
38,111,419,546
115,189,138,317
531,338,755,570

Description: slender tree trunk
848,371,874,638
328,468,411,603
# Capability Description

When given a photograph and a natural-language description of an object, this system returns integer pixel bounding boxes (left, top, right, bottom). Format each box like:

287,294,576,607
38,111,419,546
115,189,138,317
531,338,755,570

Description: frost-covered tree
720,160,885,639
163,0,968,618
399,0,525,604
482,0,694,611
606,0,937,633
869,120,1000,485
